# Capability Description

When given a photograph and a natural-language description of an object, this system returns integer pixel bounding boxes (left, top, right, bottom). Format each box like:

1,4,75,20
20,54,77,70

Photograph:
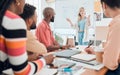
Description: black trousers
106,64,120,75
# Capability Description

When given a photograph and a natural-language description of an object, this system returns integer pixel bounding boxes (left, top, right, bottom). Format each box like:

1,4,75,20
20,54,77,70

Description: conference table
44,45,108,75
81,67,107,75
54,45,107,75
3,46,108,75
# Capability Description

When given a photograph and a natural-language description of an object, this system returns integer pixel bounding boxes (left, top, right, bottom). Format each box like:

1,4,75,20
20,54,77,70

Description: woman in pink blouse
85,0,120,75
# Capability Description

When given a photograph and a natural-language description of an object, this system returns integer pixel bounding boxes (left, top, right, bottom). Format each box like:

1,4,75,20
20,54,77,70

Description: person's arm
27,51,41,61
27,51,54,65
5,18,46,75
84,47,95,54
66,18,77,28
103,26,120,70
86,15,91,26
66,18,74,26
27,41,47,54
53,40,59,46
48,37,70,51
97,67,108,75
47,45,60,51
27,31,47,54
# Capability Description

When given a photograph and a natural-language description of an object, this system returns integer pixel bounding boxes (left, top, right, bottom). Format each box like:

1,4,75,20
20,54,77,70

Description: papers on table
53,58,76,68
70,45,87,51
35,68,57,75
71,54,96,62
78,61,104,70
54,58,104,71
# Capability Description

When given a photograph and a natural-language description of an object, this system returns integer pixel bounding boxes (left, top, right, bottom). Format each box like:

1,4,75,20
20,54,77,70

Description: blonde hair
78,7,85,22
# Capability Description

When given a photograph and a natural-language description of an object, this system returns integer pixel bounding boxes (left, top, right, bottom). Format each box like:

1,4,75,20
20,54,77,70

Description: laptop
54,49,81,58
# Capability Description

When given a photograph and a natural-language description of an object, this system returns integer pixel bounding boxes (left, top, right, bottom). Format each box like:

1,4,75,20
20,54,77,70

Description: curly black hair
20,4,36,20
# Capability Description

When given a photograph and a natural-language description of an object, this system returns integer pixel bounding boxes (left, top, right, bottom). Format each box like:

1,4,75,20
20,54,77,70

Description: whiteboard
54,0,94,29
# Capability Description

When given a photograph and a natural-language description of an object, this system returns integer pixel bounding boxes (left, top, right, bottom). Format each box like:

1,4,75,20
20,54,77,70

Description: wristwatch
60,45,63,49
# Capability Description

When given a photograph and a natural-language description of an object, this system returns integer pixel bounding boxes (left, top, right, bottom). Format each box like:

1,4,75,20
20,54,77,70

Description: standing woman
85,0,120,75
66,7,90,45
0,0,53,75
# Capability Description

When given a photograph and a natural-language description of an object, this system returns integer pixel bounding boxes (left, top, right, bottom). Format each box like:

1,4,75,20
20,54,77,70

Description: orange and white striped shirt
0,10,46,75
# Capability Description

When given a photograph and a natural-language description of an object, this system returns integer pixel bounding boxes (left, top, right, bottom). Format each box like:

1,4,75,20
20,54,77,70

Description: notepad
35,68,57,75
53,58,76,68
71,54,96,62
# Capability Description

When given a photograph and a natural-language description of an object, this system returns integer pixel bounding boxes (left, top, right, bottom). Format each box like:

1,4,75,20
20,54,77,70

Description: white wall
41,0,55,18
54,0,94,29
25,0,42,24
26,0,55,24
25,0,111,42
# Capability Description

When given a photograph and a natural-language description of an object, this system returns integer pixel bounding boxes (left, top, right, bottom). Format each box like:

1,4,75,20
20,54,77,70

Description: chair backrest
66,38,75,47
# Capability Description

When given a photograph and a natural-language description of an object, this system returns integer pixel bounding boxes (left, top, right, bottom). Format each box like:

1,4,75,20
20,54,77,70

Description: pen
54,68,74,75
58,68,74,72
65,63,76,68
87,41,94,48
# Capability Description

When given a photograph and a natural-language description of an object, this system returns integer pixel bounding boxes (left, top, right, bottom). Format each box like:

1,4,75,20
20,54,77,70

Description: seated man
20,4,47,60
36,7,69,52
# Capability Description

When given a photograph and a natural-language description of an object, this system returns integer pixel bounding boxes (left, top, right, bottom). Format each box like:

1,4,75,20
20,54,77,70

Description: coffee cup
94,47,103,63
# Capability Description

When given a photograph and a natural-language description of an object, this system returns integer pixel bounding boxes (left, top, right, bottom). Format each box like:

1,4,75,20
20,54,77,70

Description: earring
103,9,105,12
17,2,20,6
103,8,106,12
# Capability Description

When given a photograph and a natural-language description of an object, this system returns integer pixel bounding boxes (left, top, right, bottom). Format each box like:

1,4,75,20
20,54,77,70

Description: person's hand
43,54,54,65
61,45,71,49
66,18,74,27
84,47,95,54
66,18,70,22
87,15,91,26
54,40,59,46
87,15,90,19
28,52,41,61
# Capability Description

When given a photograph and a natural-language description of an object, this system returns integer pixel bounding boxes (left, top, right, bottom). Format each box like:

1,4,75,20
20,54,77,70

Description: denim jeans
106,64,120,75
78,32,88,45
78,32,84,45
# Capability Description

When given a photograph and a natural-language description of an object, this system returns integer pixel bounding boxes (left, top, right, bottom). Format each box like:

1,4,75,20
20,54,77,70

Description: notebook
70,54,99,66
71,54,96,62
53,58,76,68
35,68,57,75
54,49,81,58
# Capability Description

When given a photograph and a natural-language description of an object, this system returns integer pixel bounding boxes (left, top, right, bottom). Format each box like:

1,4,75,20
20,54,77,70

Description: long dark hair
0,0,14,25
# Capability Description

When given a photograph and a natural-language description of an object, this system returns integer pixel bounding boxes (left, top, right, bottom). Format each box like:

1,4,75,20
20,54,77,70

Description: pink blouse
103,15,120,70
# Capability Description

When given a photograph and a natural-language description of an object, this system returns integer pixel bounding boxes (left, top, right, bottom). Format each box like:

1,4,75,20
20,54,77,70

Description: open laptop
54,49,81,58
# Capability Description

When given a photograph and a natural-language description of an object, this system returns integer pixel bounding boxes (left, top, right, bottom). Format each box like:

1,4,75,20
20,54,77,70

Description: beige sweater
27,30,47,54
